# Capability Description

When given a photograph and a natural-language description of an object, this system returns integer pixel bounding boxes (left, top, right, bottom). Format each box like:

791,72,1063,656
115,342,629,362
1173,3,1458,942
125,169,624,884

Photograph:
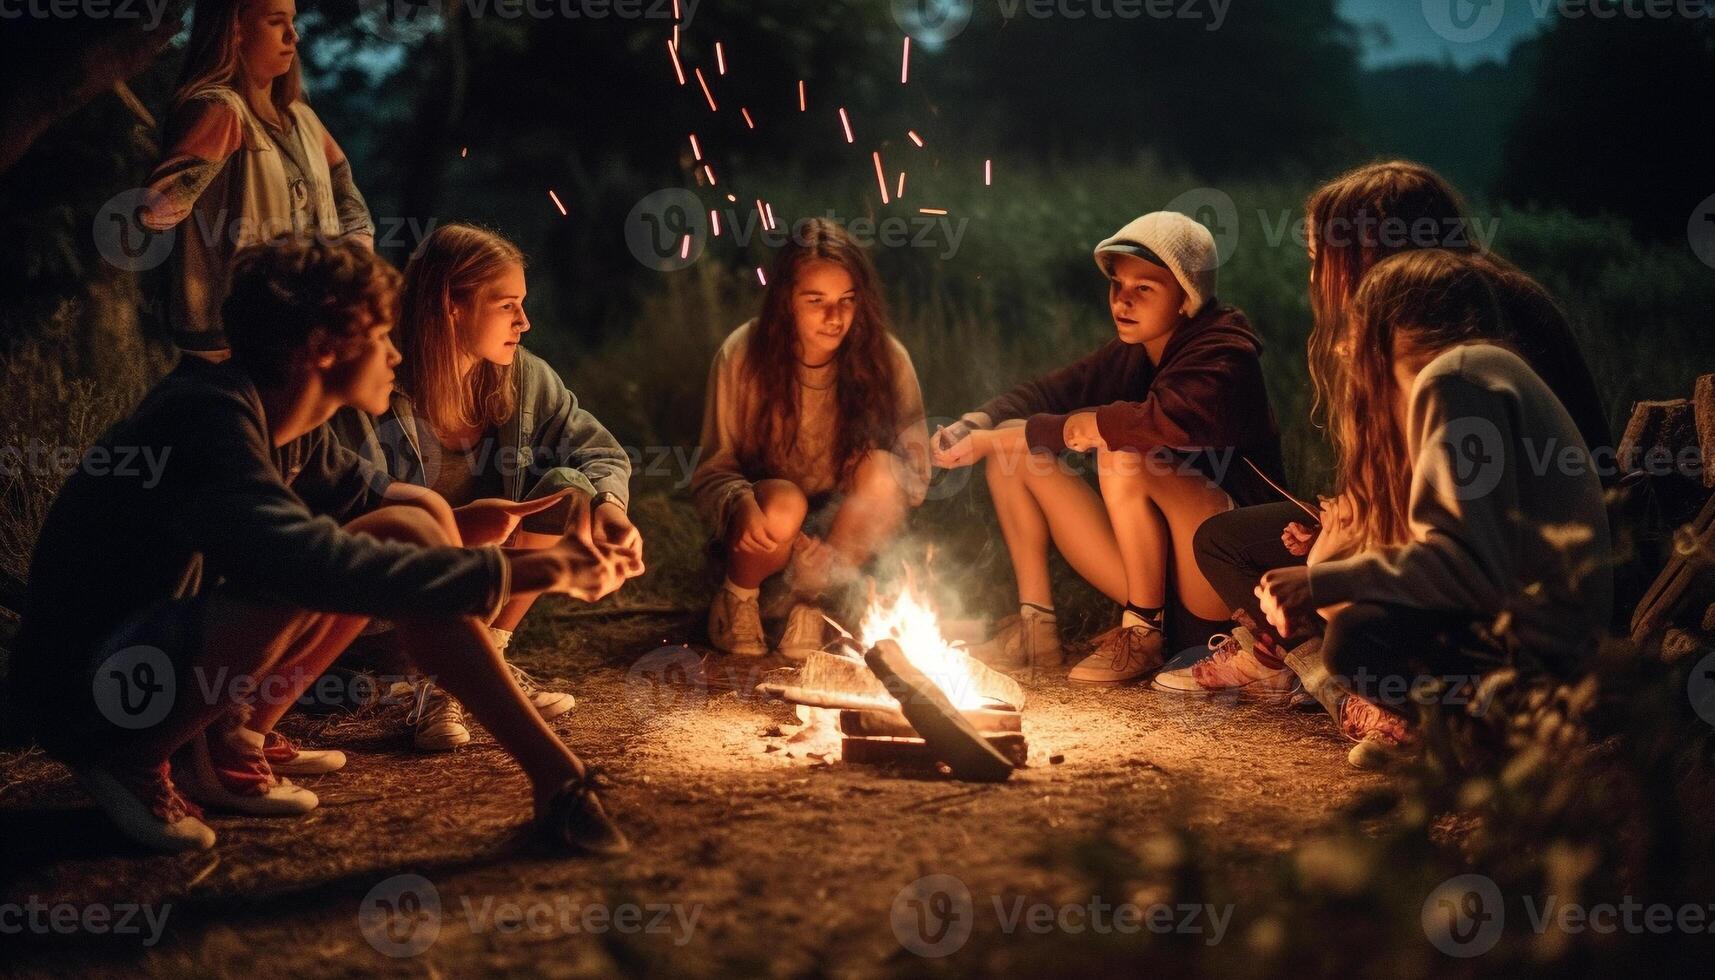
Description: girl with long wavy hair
691,218,930,659
139,0,375,358
1166,161,1610,714
333,223,641,751
1254,249,1611,767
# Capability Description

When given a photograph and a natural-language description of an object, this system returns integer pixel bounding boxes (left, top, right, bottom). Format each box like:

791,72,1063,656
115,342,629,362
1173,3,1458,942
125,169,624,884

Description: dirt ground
0,596,1389,978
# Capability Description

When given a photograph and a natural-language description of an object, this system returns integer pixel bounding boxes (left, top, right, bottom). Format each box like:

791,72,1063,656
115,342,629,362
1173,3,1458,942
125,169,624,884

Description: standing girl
141,0,374,358
334,223,641,750
692,218,930,659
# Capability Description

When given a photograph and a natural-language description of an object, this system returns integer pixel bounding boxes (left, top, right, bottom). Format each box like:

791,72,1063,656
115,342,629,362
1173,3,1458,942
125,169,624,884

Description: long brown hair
395,223,522,436
740,218,902,485
1336,249,1504,549
173,0,304,116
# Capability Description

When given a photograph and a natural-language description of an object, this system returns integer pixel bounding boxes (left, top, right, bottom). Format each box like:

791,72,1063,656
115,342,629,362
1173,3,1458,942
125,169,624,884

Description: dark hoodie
975,301,1286,507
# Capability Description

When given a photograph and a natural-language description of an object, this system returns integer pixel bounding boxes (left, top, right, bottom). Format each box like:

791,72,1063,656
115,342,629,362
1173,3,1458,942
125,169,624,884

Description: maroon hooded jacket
975,301,1287,507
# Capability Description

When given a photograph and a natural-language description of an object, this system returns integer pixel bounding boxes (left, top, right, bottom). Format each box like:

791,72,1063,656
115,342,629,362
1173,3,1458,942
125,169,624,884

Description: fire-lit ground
0,595,1385,977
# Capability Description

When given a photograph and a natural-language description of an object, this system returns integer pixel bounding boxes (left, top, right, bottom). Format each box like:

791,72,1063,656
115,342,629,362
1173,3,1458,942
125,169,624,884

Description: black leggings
1192,501,1306,647
1322,602,1499,711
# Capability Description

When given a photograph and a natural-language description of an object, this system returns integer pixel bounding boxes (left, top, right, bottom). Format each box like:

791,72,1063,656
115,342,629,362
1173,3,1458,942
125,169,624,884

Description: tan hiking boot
777,603,828,662
708,588,767,657
969,608,1062,669
1068,624,1165,684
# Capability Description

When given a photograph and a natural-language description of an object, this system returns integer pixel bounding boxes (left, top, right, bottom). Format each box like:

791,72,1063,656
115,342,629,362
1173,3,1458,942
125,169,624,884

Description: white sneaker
508,662,577,721
708,588,767,657
777,604,828,662
409,680,472,751
178,726,319,816
1151,626,1295,697
969,608,1063,669
261,731,347,776
74,761,216,853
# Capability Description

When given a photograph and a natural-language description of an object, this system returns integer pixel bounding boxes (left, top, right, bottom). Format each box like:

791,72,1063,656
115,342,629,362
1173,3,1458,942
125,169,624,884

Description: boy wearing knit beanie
932,210,1285,684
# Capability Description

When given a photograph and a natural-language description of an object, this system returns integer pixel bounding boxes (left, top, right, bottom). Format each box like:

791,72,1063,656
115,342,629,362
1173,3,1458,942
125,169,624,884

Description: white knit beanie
1093,211,1218,317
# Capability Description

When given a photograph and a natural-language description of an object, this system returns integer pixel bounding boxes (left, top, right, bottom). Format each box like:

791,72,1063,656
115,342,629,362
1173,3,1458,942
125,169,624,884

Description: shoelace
123,760,205,823
1094,625,1157,671
506,662,541,696
408,681,465,728
1340,696,1413,744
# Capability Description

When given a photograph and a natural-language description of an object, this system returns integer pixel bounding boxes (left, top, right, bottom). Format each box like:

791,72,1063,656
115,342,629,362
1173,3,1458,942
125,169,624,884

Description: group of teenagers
11,0,1614,858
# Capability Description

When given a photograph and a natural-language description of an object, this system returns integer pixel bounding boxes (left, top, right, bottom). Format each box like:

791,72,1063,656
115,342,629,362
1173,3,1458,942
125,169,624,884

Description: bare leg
1097,449,1234,621
724,479,808,589
492,529,563,631
822,450,911,569
984,442,1129,606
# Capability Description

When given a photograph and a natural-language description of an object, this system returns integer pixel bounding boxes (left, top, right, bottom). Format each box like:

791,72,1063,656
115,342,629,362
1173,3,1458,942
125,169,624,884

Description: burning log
863,639,1016,782
841,733,1029,770
757,648,1026,713
837,706,1021,738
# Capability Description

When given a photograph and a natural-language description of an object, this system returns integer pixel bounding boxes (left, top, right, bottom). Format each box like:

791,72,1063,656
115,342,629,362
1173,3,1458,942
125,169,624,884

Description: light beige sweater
691,320,930,535
1308,344,1612,671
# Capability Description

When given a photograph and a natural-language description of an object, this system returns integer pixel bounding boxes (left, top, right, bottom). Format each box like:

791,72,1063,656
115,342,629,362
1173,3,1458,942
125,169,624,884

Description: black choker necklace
796,354,836,369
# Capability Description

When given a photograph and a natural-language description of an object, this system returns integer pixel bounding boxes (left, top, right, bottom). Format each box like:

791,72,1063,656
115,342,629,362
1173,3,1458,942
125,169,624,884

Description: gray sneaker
969,608,1062,669
777,603,829,662
409,680,471,751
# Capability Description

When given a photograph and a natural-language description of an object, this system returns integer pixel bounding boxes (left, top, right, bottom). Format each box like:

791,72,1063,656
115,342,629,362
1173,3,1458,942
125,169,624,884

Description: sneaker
708,588,767,657
179,725,319,815
508,662,577,721
537,769,630,856
74,761,216,853
409,680,472,751
1067,624,1165,685
969,608,1062,669
1339,695,1419,771
261,730,347,776
1151,626,1295,697
777,603,828,662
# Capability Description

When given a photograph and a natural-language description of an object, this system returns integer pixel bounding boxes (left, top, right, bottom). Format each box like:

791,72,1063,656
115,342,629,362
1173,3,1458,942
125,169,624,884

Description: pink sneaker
1339,695,1419,770
178,722,319,815
1151,626,1295,697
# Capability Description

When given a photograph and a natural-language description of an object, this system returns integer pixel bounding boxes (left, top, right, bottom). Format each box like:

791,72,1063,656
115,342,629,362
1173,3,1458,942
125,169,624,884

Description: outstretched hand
454,490,579,547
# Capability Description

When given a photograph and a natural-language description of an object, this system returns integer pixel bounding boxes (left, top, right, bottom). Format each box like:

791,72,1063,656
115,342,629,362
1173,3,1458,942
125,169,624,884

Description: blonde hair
1335,249,1503,550
174,0,304,116
396,223,524,436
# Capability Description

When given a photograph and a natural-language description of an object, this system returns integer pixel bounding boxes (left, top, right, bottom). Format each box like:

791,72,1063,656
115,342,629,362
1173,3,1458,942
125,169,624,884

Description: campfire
758,575,1031,781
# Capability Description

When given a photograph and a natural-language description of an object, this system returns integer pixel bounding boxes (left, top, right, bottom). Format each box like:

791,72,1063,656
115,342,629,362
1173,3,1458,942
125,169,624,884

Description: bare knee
754,479,809,540
851,450,907,507
347,505,450,548
1096,447,1158,493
